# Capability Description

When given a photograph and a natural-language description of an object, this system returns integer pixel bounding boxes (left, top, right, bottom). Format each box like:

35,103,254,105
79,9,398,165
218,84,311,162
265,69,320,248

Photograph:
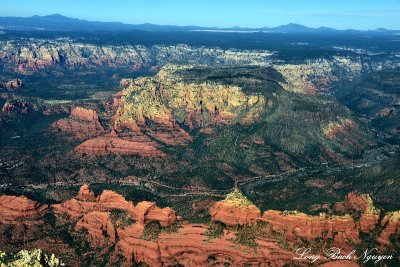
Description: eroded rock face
74,135,166,157
0,195,48,244
52,184,175,227
2,188,399,267
75,211,116,247
0,195,48,221
377,211,400,247
0,40,275,72
52,107,105,139
333,193,380,233
75,184,96,202
210,202,261,226
116,223,298,267
262,211,360,249
210,189,262,226
135,201,177,227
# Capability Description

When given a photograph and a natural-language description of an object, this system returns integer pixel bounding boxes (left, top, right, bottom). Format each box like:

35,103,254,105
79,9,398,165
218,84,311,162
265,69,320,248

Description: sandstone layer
52,107,105,139
2,188,399,266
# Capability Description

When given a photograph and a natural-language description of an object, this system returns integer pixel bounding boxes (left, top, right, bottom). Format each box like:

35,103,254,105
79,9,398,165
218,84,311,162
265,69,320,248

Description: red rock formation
53,184,175,229
135,201,177,227
0,195,47,221
141,116,193,146
333,193,380,232
52,198,96,219
76,184,96,201
261,211,360,249
0,195,48,244
2,187,398,267
377,211,400,247
116,223,300,267
75,135,166,157
76,211,116,247
324,120,356,139
52,107,105,139
210,201,261,226
96,190,134,212
71,107,100,121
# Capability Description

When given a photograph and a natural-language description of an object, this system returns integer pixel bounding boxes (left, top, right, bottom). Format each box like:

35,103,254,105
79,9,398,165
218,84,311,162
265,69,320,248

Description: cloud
254,9,400,18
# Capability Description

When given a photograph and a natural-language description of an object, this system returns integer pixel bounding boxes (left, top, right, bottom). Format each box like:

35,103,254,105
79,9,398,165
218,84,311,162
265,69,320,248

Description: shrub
142,222,162,241
205,221,225,240
110,210,135,228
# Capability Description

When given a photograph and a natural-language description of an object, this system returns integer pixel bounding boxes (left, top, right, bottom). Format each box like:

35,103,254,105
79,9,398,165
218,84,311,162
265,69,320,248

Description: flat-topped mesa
116,65,269,134
0,195,48,222
52,106,105,139
209,189,261,226
74,135,166,157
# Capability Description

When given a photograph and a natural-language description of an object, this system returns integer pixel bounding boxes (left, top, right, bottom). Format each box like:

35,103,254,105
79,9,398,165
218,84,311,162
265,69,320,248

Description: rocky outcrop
210,189,261,226
119,78,134,87
116,223,298,267
53,184,176,227
377,211,400,247
1,188,399,266
96,190,134,212
75,184,96,201
75,211,116,247
135,201,177,227
74,135,166,157
0,78,23,89
70,107,100,122
0,195,48,244
52,107,105,139
262,211,360,249
333,193,380,232
116,65,268,131
0,195,47,221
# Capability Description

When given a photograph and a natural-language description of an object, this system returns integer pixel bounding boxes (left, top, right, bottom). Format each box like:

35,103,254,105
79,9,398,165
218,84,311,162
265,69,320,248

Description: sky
1,0,400,30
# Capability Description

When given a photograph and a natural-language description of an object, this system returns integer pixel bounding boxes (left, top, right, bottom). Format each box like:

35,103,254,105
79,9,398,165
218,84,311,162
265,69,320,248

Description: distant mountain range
0,14,399,34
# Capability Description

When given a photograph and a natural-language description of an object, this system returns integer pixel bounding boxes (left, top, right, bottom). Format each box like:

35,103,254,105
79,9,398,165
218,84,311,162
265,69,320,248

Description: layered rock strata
52,107,105,139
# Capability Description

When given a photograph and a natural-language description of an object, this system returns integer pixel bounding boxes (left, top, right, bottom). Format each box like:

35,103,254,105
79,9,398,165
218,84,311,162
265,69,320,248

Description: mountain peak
45,14,69,19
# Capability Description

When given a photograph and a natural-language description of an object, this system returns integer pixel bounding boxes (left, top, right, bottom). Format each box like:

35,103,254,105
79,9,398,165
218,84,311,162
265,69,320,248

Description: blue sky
1,0,400,30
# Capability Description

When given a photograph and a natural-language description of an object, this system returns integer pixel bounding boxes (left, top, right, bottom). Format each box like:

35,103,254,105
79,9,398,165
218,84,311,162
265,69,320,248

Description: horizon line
0,13,399,32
